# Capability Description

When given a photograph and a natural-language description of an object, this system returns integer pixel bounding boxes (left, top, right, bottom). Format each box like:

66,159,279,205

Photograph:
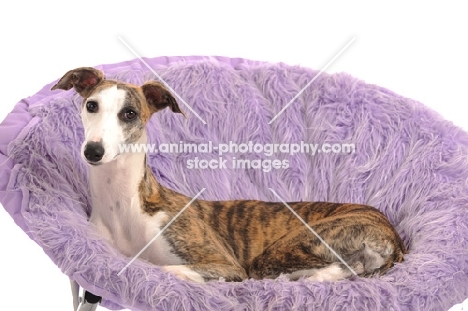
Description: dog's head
52,67,184,165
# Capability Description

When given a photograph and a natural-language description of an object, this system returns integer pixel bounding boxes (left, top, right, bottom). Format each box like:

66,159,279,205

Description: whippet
52,67,407,308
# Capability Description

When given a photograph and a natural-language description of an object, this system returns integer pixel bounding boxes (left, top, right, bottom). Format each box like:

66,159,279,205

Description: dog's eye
122,109,137,121
86,101,98,113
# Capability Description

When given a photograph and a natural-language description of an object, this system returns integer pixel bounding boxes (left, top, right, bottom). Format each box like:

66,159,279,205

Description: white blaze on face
81,85,127,163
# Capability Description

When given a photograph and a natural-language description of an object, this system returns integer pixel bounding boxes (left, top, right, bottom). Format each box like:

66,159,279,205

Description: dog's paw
307,263,352,282
161,265,205,283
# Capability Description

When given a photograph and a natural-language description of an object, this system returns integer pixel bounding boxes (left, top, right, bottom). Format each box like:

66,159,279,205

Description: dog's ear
51,67,104,97
141,81,185,116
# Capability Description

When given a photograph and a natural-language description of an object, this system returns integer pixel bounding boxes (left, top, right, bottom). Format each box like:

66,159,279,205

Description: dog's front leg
162,263,248,283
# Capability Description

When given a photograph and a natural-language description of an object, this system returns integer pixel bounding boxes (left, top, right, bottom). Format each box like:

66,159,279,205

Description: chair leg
70,280,80,311
77,291,101,311
70,279,102,311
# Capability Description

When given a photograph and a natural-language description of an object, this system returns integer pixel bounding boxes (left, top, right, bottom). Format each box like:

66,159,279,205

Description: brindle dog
53,67,407,286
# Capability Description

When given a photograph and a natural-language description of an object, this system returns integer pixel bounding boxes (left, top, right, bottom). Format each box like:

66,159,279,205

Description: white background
1,1,467,310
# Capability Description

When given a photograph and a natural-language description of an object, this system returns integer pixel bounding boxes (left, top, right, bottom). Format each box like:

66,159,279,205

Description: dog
52,67,407,285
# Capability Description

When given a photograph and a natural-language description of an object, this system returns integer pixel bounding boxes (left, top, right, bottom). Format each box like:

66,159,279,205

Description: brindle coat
52,67,407,283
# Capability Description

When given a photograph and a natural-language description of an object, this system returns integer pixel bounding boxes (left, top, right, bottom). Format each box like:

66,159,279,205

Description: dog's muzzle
84,142,105,163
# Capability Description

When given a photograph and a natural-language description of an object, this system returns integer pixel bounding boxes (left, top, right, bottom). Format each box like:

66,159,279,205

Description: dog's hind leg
248,221,390,281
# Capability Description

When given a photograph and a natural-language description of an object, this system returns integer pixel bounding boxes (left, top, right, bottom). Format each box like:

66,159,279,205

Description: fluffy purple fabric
1,56,468,310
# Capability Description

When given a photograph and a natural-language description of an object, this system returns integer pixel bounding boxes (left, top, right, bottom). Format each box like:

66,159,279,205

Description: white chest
87,161,183,266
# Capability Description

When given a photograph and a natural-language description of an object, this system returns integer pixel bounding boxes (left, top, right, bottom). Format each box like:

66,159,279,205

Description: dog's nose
84,142,105,163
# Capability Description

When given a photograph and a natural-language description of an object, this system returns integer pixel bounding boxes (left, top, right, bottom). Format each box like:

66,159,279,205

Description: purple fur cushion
1,56,468,310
